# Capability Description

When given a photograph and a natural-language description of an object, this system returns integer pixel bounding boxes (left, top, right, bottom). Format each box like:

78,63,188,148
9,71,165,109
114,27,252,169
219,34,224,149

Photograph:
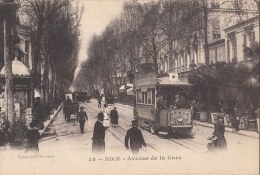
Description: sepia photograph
0,0,259,174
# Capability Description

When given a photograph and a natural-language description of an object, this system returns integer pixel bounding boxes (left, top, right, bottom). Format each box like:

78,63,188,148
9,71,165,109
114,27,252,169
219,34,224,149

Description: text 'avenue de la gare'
88,156,182,162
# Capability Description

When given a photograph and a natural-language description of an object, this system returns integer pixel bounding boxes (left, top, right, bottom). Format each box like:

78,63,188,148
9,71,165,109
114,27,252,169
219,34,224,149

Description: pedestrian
231,108,240,133
234,108,240,133
92,113,106,155
212,114,227,150
77,106,88,134
98,97,102,108
63,96,72,122
102,104,110,128
125,119,146,155
25,122,40,153
110,107,119,127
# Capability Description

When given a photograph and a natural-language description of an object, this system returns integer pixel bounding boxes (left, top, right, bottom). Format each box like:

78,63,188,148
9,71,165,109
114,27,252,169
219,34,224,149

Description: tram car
75,92,91,103
134,72,194,134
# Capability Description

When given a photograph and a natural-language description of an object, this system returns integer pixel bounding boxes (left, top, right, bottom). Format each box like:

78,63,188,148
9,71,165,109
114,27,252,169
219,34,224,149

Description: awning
0,58,30,76
119,85,125,93
127,88,134,96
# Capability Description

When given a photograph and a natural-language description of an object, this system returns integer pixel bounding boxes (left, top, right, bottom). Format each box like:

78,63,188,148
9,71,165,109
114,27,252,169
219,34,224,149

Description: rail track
84,103,160,155
84,102,207,153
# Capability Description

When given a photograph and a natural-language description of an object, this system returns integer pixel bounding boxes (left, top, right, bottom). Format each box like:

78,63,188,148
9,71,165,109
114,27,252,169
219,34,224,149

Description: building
224,15,259,63
158,0,258,77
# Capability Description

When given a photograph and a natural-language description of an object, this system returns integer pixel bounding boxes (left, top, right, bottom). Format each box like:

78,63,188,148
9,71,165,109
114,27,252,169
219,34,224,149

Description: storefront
0,58,32,124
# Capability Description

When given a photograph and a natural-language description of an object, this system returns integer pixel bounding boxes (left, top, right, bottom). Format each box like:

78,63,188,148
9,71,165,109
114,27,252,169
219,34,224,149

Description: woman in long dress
102,104,110,128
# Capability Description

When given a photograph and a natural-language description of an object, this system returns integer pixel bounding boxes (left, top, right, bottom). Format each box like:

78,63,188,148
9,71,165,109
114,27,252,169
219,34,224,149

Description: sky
73,0,126,80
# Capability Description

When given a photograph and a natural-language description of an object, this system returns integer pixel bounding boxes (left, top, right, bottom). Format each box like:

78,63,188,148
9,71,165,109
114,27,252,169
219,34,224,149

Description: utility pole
2,0,17,134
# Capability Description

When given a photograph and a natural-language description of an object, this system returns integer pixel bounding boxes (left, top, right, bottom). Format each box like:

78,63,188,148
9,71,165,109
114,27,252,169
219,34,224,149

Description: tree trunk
3,5,15,133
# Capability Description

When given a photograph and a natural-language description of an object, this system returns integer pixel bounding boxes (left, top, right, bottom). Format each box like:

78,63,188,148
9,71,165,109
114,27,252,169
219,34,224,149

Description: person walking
63,96,72,122
92,113,106,155
25,122,40,153
125,119,146,155
98,97,102,108
77,106,88,134
212,114,227,150
102,104,110,128
110,107,119,127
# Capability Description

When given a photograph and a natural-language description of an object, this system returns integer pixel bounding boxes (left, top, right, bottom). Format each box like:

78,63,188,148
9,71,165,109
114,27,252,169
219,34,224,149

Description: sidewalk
39,103,63,136
193,120,259,139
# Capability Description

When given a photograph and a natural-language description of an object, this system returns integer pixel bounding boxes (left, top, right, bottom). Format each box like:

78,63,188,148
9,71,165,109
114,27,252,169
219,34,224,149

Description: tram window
152,89,155,104
137,90,142,103
147,89,152,104
142,92,147,104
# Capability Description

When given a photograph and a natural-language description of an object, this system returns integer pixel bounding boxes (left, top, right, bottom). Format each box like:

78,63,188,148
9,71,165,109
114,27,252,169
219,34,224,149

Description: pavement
193,120,259,139
39,104,63,136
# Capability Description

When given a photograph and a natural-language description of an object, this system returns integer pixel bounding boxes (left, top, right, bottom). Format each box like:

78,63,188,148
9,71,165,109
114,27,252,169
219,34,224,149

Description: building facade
224,15,259,63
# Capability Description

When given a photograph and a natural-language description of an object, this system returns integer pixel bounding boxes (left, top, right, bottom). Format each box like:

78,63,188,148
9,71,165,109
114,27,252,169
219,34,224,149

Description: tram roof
156,78,194,87
156,82,194,87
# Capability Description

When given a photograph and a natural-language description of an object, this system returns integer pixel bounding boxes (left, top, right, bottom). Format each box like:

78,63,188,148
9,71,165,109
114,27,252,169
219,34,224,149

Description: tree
20,0,82,102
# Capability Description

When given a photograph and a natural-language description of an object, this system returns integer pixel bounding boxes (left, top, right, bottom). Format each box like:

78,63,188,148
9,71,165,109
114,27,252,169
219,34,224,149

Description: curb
39,103,63,136
193,121,259,139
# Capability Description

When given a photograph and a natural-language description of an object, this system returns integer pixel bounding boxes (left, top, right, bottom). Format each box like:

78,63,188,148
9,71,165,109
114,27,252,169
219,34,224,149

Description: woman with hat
102,104,110,128
212,114,227,150
92,113,106,154
77,106,88,134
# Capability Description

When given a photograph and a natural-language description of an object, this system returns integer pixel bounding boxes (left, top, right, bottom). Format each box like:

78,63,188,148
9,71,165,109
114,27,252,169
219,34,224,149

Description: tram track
85,101,207,153
83,103,160,154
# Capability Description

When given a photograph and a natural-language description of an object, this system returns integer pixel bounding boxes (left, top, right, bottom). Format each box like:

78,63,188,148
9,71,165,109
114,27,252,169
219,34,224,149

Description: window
147,89,154,105
211,1,220,8
137,90,142,103
142,92,147,104
243,34,247,47
184,53,187,69
227,40,230,61
25,40,29,53
214,47,217,63
24,54,29,66
212,31,221,39
147,90,152,104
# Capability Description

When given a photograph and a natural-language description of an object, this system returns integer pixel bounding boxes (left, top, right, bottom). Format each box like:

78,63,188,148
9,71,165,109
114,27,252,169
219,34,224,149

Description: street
1,99,258,175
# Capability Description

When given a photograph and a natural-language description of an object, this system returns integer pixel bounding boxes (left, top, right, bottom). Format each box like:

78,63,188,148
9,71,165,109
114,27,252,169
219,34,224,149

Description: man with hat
212,113,227,150
125,119,146,155
77,106,88,134
92,113,106,154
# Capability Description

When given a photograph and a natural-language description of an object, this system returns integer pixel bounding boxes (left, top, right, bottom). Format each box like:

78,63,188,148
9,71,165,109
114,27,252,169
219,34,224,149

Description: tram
74,92,91,103
134,72,194,134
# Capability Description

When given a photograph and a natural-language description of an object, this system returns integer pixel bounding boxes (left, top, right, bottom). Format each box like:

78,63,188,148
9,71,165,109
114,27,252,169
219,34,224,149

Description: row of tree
19,0,82,103
74,0,258,96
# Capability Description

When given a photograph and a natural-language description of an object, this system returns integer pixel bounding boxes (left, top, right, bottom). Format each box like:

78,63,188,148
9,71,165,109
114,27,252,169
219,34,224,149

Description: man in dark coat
63,96,72,122
26,122,40,153
92,113,106,154
212,114,227,150
77,106,88,134
125,119,146,155
110,107,119,127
